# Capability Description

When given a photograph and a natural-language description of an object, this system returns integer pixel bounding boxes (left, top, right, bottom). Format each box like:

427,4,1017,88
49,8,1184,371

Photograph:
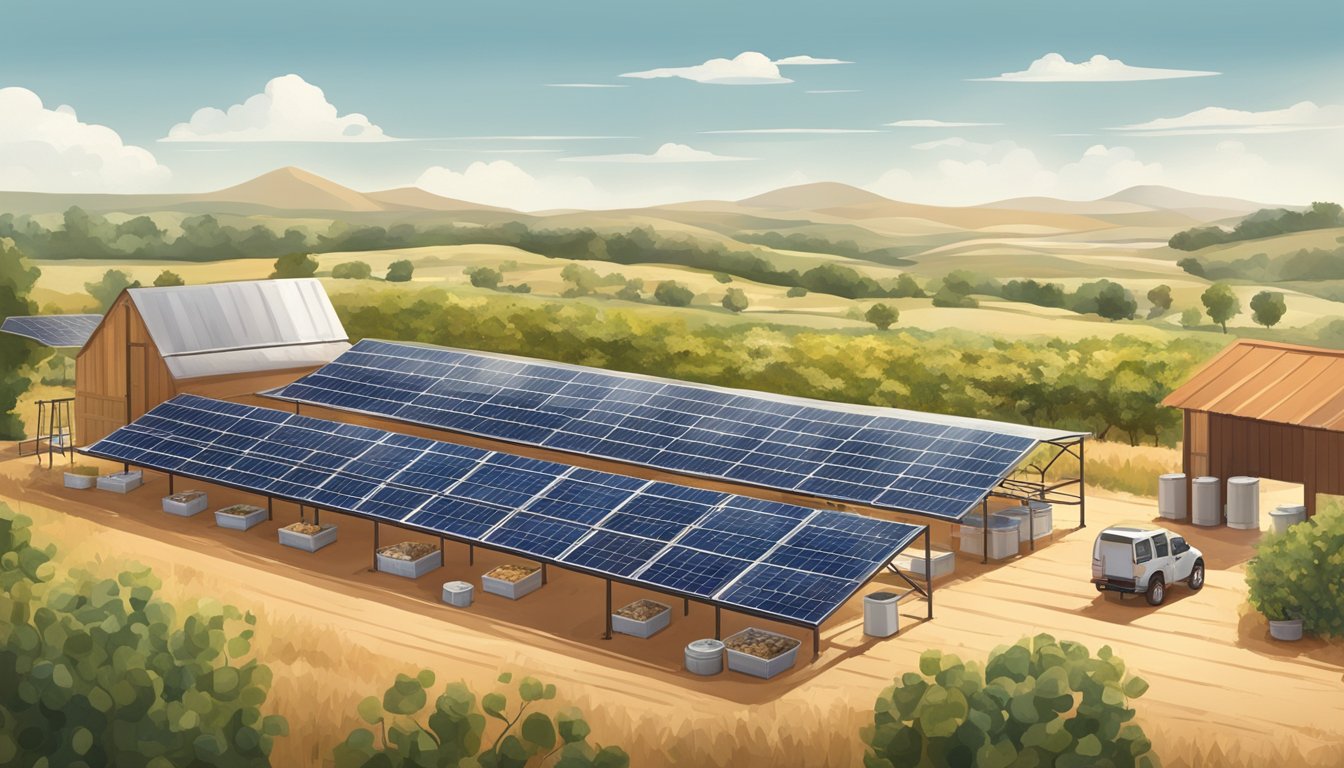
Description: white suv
1091,524,1205,606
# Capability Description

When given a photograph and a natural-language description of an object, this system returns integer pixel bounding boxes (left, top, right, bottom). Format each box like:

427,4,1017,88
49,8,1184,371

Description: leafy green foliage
786,285,808,298
862,634,1159,768
653,281,694,307
1169,202,1343,251
84,268,140,310
386,259,415,283
335,286,1221,446
1068,279,1137,321
712,271,732,284
1200,283,1240,333
1146,285,1172,319
333,261,374,280
270,252,318,279
468,266,504,289
1246,507,1344,633
153,269,186,287
0,503,287,767
1249,291,1287,328
334,671,628,768
0,208,307,262
721,288,749,313
0,241,42,438
865,303,899,330
1179,307,1202,329
1003,279,1066,308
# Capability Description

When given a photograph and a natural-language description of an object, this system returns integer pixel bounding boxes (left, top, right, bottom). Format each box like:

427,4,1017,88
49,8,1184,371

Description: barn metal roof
1162,340,1344,431
126,278,350,380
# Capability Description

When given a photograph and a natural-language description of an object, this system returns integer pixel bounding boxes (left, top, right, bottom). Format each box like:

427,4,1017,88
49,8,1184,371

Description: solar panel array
1,314,102,348
265,339,1041,521
84,394,923,627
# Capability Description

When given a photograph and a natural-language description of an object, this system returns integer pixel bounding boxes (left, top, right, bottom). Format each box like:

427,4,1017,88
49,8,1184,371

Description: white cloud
561,142,750,163
699,128,879,135
621,51,790,85
912,137,995,153
887,119,1001,128
868,141,1163,204
0,86,170,193
544,83,628,88
973,53,1219,82
774,55,852,66
163,74,391,142
1113,101,1344,135
416,160,602,211
450,135,632,141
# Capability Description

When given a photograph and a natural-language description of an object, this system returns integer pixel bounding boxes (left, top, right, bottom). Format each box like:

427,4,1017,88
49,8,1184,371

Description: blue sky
2,0,1341,208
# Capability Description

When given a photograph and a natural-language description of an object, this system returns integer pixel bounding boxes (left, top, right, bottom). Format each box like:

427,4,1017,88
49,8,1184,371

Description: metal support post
267,497,273,521
683,597,689,616
542,564,548,585
168,472,174,494
982,499,990,565
715,607,721,639
1078,438,1087,528
603,580,612,640
925,527,934,621
813,627,820,660
373,522,380,570
469,544,474,565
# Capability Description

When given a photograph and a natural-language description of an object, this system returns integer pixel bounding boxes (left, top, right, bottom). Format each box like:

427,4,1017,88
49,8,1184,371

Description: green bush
333,261,373,280
1246,507,1344,634
334,670,628,768
862,634,1159,768
270,252,318,279
386,259,415,283
653,281,694,307
721,288,749,313
0,504,288,767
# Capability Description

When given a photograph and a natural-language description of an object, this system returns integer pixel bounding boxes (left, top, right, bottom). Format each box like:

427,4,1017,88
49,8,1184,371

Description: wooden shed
75,278,350,445
1162,339,1344,516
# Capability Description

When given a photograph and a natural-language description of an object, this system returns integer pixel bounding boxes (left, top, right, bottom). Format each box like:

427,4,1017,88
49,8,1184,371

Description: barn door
1187,411,1209,477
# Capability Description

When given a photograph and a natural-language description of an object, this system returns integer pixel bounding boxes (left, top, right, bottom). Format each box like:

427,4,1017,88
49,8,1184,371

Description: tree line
333,286,1222,446
1168,202,1343,251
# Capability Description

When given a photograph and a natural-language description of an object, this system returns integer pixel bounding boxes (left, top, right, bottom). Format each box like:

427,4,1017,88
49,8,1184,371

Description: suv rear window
1154,535,1169,558
1135,539,1153,563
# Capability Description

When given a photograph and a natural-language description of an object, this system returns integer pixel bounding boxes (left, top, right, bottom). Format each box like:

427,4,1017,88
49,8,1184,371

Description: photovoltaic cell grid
1,314,102,348
264,339,1044,521
83,395,924,626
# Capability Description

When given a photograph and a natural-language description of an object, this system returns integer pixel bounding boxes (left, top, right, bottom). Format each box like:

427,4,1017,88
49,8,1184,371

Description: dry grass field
5,450,1342,768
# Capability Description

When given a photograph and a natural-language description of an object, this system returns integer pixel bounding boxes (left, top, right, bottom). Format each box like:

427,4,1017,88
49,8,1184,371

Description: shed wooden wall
75,294,175,446
1182,408,1344,516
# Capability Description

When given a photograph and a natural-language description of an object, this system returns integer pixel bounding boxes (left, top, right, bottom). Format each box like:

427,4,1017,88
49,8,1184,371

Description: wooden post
714,607,721,639
168,472,174,494
542,563,548,585
982,499,989,565
683,597,689,616
314,507,321,525
267,497,273,521
603,580,612,640
925,526,934,621
469,544,474,565
373,522,380,570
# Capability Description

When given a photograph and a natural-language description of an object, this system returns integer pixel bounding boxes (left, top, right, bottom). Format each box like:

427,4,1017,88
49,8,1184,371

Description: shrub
84,268,141,310
931,286,978,308
862,634,1158,768
786,286,808,298
653,281,694,307
466,266,503,289
1246,507,1344,634
721,288,749,313
0,504,288,767
1201,283,1240,333
270,252,318,279
1250,290,1287,328
153,269,185,287
865,303,899,330
332,261,373,280
1179,307,1202,329
712,271,733,284
334,671,628,768
386,259,415,283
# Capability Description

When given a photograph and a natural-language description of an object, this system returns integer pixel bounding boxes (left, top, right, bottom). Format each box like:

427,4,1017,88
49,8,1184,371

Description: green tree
333,670,628,768
270,252,318,279
332,260,373,280
1179,307,1203,329
466,266,503,289
1146,284,1172,318
84,268,140,310
786,286,808,298
0,504,289,767
1247,506,1344,635
931,287,978,308
862,634,1158,768
0,241,43,437
712,271,733,284
153,269,185,287
864,303,899,330
1250,290,1287,328
653,281,694,307
1201,283,1240,333
1094,281,1138,321
721,287,749,313
386,259,415,283
561,263,604,296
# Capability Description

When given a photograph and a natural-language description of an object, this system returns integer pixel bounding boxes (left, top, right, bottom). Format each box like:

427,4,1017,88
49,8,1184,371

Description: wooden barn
75,278,350,445
1163,339,1344,516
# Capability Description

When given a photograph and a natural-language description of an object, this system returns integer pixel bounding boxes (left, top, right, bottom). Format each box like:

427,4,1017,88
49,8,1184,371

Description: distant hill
1102,185,1275,214
0,166,510,215
739,182,897,210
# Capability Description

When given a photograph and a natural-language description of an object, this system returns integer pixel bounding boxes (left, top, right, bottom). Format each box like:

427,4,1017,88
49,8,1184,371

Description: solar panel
83,394,925,627
263,340,1052,521
0,314,102,348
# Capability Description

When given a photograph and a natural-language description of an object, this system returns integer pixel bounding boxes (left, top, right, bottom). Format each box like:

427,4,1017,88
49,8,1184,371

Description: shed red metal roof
1162,340,1344,431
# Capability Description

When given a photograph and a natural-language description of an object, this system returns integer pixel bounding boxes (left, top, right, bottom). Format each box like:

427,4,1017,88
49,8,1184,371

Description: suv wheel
1187,559,1205,591
1145,575,1166,606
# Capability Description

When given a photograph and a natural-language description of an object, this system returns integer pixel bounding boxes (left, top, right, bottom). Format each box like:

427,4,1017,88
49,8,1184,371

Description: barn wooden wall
75,295,175,445
1183,409,1344,516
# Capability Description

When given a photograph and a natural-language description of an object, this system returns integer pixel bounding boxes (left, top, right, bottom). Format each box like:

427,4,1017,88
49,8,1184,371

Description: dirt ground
3,451,1342,768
